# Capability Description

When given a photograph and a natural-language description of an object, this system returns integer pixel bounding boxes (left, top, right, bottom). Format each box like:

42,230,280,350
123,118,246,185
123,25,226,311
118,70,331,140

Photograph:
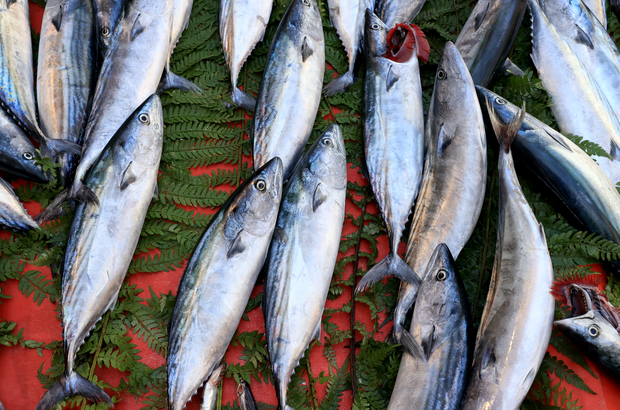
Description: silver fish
582,0,606,27
387,42,486,356
529,0,620,185
540,0,619,118
387,243,472,410
0,0,79,159
356,11,423,292
199,364,225,410
171,0,195,52
34,95,164,410
252,0,325,181
68,0,173,203
37,0,96,186
219,0,273,110
0,113,47,183
263,124,347,410
322,0,366,96
375,0,426,27
461,104,554,410
167,158,283,410
0,177,37,231
454,0,527,87
92,0,126,51
237,380,257,410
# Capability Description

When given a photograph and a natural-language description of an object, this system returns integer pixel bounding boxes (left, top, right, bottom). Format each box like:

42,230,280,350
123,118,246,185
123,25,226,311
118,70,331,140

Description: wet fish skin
167,158,283,410
220,0,273,109
392,41,486,351
38,0,96,187
476,86,620,252
200,364,225,410
0,177,38,231
582,0,606,27
263,124,347,410
454,0,527,87
529,0,620,185
237,380,257,410
34,95,164,410
0,114,48,183
539,0,618,118
375,0,426,27
461,103,554,410
356,11,423,297
171,0,195,52
92,0,126,51
322,0,366,96
68,0,173,202
252,0,324,180
387,243,472,410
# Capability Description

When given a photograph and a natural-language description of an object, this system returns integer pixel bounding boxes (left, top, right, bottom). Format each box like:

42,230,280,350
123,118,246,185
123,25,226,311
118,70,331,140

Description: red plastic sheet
1,3,619,409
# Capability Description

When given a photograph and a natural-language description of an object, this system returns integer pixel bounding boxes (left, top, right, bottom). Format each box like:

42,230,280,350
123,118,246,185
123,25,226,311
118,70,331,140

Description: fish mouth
569,285,592,317
384,25,416,62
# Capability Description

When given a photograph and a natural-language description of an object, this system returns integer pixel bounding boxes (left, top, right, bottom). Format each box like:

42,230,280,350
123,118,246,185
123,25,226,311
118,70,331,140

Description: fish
529,0,620,185
460,103,554,410
171,0,195,53
583,0,606,27
540,0,619,118
92,0,126,51
167,158,283,410
0,0,80,159
237,380,257,410
386,243,472,410
263,124,347,410
199,364,225,410
476,87,620,259
0,113,48,183
252,0,324,181
219,0,273,110
454,0,527,87
0,177,38,231
355,12,425,295
375,0,427,27
37,0,97,187
34,94,164,410
322,0,366,96
66,0,174,204
362,42,486,356
554,284,620,378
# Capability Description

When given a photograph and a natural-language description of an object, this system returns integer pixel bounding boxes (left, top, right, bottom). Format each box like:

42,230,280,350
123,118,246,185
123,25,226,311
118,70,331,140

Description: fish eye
255,179,266,191
495,97,506,105
301,0,310,5
437,69,447,80
22,152,34,160
371,23,381,30
139,113,150,124
436,269,447,281
102,26,110,37
322,138,333,147
588,325,600,337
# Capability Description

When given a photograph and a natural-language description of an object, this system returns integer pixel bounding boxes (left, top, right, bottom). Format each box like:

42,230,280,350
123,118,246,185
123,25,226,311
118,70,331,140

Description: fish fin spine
34,371,113,410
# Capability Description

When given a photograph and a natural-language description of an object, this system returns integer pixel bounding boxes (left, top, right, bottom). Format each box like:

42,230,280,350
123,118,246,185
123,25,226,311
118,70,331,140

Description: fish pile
2,0,620,406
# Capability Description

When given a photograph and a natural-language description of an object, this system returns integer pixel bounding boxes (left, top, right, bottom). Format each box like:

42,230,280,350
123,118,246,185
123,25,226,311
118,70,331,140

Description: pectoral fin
301,36,313,62
474,2,489,31
575,23,594,49
51,6,63,31
313,183,328,212
386,65,400,92
131,14,146,41
227,230,246,258
120,161,138,190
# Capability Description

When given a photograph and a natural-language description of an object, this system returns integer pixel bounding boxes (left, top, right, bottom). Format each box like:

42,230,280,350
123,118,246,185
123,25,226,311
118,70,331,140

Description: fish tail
34,189,70,223
322,70,355,97
355,254,420,293
40,137,82,161
70,180,100,206
398,327,427,361
231,87,257,111
486,100,526,152
158,69,203,95
35,372,113,410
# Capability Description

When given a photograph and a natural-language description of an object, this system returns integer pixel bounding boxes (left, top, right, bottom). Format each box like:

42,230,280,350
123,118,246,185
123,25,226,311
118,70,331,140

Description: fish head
95,0,125,50
364,9,389,57
475,86,521,128
414,243,469,358
0,123,48,183
228,157,284,237
236,379,257,410
287,0,323,42
302,124,347,190
555,310,620,359
433,42,471,108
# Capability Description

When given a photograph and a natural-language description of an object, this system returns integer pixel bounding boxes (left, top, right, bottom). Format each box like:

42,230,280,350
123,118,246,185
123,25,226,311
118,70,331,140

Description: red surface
0,2,619,409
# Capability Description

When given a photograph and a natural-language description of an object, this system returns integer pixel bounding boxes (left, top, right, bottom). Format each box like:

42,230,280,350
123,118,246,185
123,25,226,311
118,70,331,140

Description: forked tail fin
487,100,526,153
34,372,113,410
355,253,420,293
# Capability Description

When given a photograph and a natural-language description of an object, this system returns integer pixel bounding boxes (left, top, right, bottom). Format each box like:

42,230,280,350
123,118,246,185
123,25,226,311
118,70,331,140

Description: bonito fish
252,0,324,181
236,380,258,410
167,158,283,410
37,0,96,186
460,103,554,410
356,11,424,294
34,94,164,409
369,42,485,356
454,0,527,87
92,0,126,51
0,177,38,231
387,243,472,410
375,0,426,27
540,0,618,118
322,0,366,96
0,113,48,183
263,124,346,410
220,0,273,110
529,0,620,185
